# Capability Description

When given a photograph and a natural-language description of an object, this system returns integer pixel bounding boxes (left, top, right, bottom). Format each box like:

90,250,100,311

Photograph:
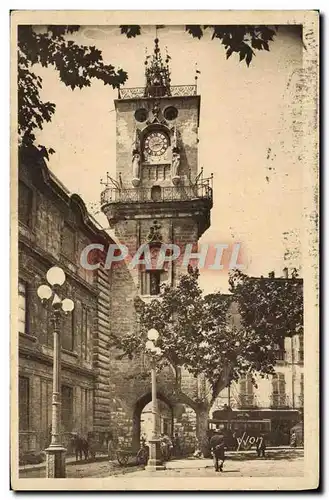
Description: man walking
209,428,226,472
256,433,267,458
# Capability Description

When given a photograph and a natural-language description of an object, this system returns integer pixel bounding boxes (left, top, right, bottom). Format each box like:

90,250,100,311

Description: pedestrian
209,429,226,472
193,436,203,458
160,433,171,461
290,431,297,448
173,432,181,457
107,431,115,460
256,433,266,458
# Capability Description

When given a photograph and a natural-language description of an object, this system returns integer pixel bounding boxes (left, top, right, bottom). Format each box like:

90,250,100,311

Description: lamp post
144,328,166,471
37,266,74,478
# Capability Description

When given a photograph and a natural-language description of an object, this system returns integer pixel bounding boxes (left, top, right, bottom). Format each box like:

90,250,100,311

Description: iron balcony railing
238,394,258,409
270,394,290,408
118,84,197,100
100,180,213,206
274,349,286,361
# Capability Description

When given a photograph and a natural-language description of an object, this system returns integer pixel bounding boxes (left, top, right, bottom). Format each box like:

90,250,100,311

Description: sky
35,25,303,294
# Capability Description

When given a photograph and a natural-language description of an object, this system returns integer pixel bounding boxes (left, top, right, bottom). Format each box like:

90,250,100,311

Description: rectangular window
61,224,75,262
18,181,33,227
81,306,88,360
299,334,304,363
239,375,254,407
271,372,286,407
274,337,285,361
18,280,29,334
19,376,29,430
62,311,75,351
141,270,164,296
61,385,73,433
300,373,304,407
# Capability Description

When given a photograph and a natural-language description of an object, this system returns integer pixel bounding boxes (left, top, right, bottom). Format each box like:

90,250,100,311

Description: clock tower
101,37,213,301
100,36,213,456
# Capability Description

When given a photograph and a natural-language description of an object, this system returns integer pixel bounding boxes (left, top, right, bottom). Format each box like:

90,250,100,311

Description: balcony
100,180,213,207
270,394,290,408
118,84,197,100
238,394,258,409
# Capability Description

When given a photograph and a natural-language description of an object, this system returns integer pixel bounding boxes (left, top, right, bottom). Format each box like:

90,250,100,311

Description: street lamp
37,266,74,478
144,328,166,471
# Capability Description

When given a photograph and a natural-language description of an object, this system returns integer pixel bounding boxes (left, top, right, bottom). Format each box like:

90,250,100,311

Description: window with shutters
141,270,165,296
299,334,304,363
61,385,73,433
18,181,33,227
62,311,75,352
18,280,29,334
271,372,286,407
300,373,304,407
274,336,285,361
61,223,76,262
19,376,29,430
239,375,254,407
81,306,89,361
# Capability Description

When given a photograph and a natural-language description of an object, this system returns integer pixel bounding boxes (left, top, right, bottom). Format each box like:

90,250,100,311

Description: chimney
283,267,289,279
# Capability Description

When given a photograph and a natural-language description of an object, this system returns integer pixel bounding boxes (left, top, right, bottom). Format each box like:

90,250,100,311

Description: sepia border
10,9,319,491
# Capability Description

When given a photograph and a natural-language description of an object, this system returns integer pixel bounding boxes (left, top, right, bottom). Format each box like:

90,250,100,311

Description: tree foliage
229,268,303,342
18,25,128,158
113,265,302,404
125,25,277,67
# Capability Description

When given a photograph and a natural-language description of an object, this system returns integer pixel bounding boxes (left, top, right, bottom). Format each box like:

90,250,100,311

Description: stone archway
132,391,174,451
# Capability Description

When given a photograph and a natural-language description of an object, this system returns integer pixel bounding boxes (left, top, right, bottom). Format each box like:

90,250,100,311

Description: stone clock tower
100,39,213,451
101,38,213,299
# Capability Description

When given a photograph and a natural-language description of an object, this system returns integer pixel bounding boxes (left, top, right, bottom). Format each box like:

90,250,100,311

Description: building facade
211,275,304,446
18,147,114,458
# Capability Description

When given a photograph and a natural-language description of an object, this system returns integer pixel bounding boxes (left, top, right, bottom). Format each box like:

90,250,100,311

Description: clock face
144,131,169,157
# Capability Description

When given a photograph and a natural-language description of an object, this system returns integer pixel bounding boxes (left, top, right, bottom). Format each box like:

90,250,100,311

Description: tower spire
144,37,171,98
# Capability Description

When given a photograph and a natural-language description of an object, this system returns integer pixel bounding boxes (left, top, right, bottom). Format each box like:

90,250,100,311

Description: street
19,449,303,479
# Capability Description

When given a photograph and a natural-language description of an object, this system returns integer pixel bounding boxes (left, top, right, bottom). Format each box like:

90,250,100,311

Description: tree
18,25,128,158
113,266,302,453
121,24,277,67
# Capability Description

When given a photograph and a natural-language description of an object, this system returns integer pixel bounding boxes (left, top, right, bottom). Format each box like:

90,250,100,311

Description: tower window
151,185,162,202
141,270,164,296
135,108,148,123
164,106,178,121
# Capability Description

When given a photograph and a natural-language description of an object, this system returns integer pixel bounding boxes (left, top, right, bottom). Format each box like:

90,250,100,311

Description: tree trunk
196,405,210,457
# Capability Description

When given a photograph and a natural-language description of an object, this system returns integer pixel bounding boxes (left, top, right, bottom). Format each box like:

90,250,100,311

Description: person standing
209,429,226,472
173,432,181,457
256,433,267,458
